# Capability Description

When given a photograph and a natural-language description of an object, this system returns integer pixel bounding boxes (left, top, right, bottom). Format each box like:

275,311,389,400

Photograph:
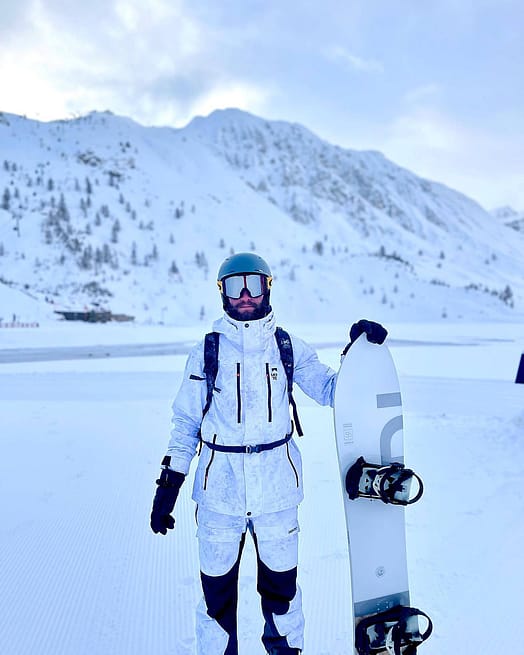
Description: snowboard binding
345,456,424,506
355,605,433,654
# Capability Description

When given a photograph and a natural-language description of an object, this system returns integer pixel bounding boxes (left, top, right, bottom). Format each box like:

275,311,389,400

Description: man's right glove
150,468,185,535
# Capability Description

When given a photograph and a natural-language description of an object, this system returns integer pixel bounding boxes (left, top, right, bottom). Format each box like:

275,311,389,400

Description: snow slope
1,108,523,325
1,320,523,654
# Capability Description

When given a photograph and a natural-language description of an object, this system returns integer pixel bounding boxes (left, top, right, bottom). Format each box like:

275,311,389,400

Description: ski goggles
218,274,272,299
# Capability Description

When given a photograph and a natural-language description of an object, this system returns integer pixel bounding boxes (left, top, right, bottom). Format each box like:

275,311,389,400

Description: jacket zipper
203,435,217,490
286,442,299,487
265,363,272,423
236,362,242,423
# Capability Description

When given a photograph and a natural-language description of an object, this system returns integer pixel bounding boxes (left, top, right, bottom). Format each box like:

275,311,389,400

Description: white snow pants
196,507,304,655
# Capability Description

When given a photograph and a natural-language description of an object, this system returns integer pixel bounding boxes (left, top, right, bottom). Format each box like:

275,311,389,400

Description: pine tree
80,245,93,270
500,285,514,307
58,194,70,221
313,241,324,255
195,251,208,272
1,188,10,210
111,219,121,243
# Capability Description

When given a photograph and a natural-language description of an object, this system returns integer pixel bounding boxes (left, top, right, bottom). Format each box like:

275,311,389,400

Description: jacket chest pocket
265,362,283,423
265,363,273,422
231,359,283,424
236,362,241,423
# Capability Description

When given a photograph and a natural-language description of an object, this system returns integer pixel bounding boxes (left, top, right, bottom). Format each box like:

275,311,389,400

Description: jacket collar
212,311,276,352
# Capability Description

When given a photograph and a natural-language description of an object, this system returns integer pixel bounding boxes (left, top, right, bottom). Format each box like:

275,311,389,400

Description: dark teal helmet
217,252,272,280
217,252,273,320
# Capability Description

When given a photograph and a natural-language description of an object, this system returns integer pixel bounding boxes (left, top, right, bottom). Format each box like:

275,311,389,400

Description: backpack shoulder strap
275,327,304,436
202,332,220,419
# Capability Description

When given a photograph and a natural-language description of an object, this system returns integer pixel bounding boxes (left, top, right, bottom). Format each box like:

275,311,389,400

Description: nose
239,288,252,299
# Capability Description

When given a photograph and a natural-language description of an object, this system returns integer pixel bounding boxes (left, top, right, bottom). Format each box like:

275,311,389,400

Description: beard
224,296,272,321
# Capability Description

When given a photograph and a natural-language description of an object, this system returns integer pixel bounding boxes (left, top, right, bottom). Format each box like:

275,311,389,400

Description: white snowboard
333,335,410,649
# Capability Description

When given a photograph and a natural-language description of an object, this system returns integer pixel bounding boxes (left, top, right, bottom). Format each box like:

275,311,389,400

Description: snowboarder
150,252,387,655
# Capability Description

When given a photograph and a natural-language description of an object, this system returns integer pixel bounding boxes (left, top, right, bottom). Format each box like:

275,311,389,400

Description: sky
0,0,523,210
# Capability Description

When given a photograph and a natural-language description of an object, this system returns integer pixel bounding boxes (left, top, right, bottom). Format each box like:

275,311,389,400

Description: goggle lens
222,274,268,299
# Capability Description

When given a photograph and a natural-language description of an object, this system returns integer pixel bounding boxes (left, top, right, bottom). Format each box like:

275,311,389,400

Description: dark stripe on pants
200,532,246,655
253,532,299,654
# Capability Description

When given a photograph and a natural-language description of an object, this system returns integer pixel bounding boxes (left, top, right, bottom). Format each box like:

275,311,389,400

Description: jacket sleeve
165,342,207,474
291,334,337,408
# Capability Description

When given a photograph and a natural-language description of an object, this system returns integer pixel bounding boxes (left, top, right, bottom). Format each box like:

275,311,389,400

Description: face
228,288,264,319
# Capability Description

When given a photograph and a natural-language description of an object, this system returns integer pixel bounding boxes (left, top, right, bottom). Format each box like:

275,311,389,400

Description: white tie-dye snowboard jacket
166,311,337,516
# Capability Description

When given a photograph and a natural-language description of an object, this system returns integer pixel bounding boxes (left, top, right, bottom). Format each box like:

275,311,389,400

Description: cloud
324,45,384,74
387,106,463,153
185,82,272,123
0,0,272,126
403,83,443,105
379,103,524,208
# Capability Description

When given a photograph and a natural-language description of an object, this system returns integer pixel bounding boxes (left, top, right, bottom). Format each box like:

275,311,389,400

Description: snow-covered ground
1,320,523,655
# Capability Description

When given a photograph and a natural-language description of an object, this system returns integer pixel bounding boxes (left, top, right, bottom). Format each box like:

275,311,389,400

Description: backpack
201,327,303,436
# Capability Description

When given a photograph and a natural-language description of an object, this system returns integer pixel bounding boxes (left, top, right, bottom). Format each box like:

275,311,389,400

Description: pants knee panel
257,558,298,614
200,533,245,631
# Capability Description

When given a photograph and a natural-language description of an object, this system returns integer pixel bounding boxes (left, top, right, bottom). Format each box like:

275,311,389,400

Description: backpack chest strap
201,431,293,454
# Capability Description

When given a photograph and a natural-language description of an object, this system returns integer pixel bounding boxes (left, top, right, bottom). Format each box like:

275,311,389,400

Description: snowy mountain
0,108,523,325
491,206,524,233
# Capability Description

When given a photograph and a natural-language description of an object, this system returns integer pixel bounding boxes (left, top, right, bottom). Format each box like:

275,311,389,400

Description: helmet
217,252,272,280
217,252,273,320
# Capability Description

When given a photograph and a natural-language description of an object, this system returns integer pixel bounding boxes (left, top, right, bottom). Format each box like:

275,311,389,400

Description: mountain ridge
0,108,522,324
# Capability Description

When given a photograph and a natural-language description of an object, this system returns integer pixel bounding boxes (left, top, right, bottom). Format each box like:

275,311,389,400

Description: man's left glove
350,319,388,345
342,319,388,356
150,468,185,535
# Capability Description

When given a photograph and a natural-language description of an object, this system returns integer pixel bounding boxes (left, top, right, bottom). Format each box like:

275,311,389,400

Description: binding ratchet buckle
346,456,424,506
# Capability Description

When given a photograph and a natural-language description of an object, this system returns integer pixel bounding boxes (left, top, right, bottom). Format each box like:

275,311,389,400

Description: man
150,252,387,655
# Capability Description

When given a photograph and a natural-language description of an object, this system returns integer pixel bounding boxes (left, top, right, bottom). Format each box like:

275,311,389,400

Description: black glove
150,468,185,535
350,319,388,344
342,319,388,356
